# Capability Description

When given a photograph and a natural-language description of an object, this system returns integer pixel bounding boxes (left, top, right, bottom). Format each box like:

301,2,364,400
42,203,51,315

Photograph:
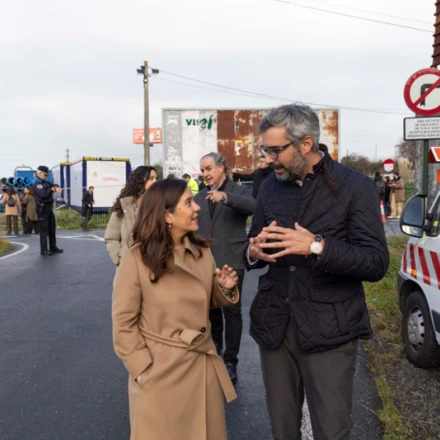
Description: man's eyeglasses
259,142,292,160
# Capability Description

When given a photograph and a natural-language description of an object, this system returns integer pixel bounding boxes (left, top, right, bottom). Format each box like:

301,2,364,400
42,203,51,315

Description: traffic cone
380,201,386,224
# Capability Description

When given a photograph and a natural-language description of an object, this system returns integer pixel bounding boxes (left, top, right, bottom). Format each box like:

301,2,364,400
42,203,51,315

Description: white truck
53,157,131,213
399,194,440,367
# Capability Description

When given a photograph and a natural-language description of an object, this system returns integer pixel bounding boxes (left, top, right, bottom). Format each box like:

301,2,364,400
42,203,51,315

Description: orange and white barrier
380,201,386,224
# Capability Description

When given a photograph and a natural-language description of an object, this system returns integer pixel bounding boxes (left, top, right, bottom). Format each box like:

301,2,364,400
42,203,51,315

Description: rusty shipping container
162,108,339,178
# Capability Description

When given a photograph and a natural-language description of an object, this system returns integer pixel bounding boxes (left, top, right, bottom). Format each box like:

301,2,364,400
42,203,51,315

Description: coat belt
142,328,237,403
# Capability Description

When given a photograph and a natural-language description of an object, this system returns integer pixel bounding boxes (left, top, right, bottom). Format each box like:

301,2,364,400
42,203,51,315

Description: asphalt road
0,231,383,440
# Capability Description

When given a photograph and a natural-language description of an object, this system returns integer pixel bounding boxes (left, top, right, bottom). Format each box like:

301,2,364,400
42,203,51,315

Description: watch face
310,242,323,254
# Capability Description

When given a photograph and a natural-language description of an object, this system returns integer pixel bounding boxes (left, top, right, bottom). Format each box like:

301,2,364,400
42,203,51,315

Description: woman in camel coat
3,186,21,236
391,171,405,218
112,179,239,440
104,166,157,266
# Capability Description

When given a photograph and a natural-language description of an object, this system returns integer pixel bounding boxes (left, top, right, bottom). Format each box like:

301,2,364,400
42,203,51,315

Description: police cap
37,165,49,175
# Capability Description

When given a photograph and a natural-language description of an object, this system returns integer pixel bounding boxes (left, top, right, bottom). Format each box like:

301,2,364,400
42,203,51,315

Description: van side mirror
400,195,426,238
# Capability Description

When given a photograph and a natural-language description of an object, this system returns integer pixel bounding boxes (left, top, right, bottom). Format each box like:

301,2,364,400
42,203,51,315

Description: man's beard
272,155,306,182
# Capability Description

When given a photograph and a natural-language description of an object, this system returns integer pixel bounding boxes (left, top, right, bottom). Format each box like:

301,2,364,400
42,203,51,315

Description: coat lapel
171,237,202,281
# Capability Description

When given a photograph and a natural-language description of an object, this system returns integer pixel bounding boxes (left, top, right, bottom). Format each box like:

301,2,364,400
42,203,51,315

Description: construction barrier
380,201,386,224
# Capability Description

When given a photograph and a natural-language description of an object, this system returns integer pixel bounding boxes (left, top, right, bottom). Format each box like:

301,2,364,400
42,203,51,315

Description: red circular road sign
404,68,440,116
383,158,395,173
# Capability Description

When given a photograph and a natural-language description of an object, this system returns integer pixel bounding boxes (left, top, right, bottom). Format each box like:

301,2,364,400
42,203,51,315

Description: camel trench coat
104,197,137,265
393,177,405,203
3,194,21,216
22,195,38,222
112,238,239,440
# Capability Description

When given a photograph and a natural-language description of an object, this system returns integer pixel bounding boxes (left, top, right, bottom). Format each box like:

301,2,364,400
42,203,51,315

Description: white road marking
0,241,29,261
57,234,104,242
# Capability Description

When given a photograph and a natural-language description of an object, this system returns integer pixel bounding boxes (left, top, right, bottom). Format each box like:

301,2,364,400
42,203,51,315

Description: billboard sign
162,108,339,178
133,128,163,144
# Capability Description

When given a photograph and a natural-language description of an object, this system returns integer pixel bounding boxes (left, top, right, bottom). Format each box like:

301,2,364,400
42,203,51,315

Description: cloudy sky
0,0,434,177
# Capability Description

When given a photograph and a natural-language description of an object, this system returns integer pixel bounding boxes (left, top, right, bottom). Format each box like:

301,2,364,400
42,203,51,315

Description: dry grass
0,237,13,255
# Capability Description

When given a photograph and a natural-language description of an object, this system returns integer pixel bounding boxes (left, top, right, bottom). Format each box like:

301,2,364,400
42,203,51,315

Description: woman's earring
168,223,172,228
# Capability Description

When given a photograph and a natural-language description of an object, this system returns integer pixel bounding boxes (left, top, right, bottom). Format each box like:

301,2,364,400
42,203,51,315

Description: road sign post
404,68,440,196
424,140,429,195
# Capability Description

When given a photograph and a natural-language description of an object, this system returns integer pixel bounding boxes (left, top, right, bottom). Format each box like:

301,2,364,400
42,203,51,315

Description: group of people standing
105,103,390,440
374,170,405,219
2,165,64,256
2,186,39,236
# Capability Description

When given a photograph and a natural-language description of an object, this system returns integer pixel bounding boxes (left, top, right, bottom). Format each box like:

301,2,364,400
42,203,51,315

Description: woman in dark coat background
22,187,39,234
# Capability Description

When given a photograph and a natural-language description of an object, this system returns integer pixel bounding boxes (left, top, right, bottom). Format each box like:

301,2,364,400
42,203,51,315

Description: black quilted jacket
244,146,389,352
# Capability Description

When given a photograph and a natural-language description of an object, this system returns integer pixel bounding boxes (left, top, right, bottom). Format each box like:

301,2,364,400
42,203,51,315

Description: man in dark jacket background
244,104,389,440
81,186,95,231
195,152,255,385
233,156,274,199
374,171,386,203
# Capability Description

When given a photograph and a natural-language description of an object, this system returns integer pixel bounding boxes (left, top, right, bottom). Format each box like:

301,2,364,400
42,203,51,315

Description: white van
399,194,440,368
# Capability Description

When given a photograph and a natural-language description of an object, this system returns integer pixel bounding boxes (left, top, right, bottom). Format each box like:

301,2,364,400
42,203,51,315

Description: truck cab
399,194,440,368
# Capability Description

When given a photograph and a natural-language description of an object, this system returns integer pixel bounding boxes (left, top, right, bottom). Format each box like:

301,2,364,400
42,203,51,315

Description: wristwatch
309,235,323,255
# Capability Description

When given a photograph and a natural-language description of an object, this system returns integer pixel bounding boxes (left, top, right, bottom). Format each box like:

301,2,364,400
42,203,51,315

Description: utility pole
136,62,159,166
138,61,150,166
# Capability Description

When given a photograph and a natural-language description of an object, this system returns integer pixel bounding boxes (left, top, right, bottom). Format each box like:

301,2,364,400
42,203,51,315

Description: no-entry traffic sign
404,68,440,116
383,158,395,173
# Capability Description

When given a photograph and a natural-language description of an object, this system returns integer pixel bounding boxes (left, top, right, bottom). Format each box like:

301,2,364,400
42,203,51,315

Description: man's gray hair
201,152,228,175
259,104,321,152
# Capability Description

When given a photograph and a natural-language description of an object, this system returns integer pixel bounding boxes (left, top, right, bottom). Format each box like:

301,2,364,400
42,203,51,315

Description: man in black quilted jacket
244,104,389,440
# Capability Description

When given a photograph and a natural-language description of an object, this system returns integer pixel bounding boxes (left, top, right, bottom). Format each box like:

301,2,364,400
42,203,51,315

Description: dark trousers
39,206,57,252
21,210,27,232
25,220,39,234
209,269,244,365
259,319,358,440
6,215,19,235
81,208,93,229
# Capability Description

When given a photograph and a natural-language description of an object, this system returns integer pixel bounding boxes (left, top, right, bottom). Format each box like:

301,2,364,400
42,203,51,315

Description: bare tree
340,154,383,176
396,139,417,169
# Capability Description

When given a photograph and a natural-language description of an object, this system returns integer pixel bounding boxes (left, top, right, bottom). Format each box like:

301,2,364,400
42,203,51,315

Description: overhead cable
305,0,431,25
274,0,432,33
152,68,411,115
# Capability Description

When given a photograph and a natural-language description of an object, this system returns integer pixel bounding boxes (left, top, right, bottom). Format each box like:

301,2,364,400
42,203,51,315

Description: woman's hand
215,265,238,290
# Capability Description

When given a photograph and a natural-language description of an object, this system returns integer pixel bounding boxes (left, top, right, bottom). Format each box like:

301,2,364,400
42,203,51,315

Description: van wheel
402,291,440,368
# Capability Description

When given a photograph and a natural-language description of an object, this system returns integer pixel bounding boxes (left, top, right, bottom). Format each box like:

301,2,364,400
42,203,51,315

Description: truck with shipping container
64,157,131,213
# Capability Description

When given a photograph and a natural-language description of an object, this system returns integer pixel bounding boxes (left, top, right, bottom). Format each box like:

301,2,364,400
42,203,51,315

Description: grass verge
0,237,14,255
363,235,410,439
55,207,110,230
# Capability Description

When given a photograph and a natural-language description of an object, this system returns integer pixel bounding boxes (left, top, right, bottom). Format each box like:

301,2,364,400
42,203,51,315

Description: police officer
32,165,64,256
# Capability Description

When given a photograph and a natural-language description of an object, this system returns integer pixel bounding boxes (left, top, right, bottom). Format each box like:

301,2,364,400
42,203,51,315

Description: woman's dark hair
27,187,34,196
112,166,156,218
132,178,212,282
6,186,16,196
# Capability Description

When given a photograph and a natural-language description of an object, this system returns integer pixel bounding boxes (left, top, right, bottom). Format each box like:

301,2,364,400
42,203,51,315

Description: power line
273,0,432,33
305,0,431,25
152,68,411,115
154,77,281,101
